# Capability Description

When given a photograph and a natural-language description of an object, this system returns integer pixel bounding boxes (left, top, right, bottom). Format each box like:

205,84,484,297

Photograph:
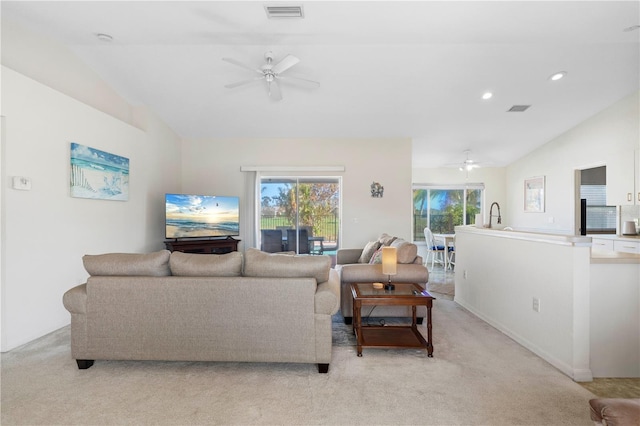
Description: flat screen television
165,194,240,239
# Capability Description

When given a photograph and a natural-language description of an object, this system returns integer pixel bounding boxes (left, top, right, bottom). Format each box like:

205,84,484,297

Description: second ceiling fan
222,51,320,101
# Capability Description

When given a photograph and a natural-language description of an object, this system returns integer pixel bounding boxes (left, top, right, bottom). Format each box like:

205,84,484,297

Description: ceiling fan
458,150,480,172
222,51,320,101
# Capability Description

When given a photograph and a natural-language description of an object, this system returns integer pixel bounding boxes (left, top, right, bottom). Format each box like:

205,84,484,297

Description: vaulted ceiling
3,1,639,168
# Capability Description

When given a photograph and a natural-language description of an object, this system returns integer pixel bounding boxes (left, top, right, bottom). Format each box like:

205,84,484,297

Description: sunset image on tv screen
165,194,239,239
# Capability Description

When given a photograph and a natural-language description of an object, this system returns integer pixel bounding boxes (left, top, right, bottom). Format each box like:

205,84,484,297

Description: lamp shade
381,246,397,276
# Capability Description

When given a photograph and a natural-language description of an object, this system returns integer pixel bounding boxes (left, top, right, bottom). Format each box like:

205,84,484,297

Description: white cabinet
613,240,640,254
592,238,614,251
606,149,636,205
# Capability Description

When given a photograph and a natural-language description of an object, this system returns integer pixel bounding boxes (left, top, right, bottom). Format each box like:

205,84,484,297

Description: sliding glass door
260,177,340,254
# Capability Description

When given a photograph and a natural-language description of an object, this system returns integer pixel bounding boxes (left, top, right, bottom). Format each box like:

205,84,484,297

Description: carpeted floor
1,294,598,425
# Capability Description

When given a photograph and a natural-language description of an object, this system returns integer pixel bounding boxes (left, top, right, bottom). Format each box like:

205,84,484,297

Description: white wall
0,68,181,352
506,91,639,233
181,138,413,249
454,227,592,381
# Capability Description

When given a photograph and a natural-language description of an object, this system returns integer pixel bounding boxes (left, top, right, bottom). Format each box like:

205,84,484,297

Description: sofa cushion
170,251,242,277
83,250,171,276
369,248,383,264
390,239,418,264
378,233,397,246
358,240,381,263
244,248,330,283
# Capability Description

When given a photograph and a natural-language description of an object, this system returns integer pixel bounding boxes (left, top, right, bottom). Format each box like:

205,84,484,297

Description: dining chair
447,235,456,269
424,227,446,269
260,229,284,253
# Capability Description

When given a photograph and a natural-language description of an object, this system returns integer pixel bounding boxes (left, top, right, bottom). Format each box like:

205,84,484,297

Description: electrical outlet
533,297,540,312
463,270,468,279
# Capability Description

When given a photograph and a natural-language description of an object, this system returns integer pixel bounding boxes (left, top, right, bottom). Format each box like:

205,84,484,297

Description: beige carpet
1,298,596,425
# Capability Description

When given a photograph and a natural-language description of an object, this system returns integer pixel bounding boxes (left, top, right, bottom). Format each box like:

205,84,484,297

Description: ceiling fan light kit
223,51,319,101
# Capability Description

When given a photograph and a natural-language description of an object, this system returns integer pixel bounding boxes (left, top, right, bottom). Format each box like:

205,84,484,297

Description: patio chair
261,229,283,253
287,228,310,254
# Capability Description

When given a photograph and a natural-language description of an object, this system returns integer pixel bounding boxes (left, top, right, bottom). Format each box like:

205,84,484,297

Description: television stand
164,237,240,254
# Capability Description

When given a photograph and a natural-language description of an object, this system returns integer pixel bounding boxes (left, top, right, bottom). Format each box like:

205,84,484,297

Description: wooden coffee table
350,282,435,357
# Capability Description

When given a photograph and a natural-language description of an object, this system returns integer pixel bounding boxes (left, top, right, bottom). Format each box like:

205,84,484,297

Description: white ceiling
3,1,639,168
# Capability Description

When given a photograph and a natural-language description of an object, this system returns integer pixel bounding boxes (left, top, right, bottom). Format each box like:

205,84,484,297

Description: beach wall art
70,143,129,201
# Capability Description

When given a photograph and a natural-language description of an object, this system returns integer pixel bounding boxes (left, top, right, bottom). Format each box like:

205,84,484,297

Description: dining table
433,233,455,269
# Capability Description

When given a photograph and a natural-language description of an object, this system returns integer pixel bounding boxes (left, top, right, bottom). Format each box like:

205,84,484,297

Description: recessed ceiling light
482,92,493,100
549,71,567,81
95,33,113,42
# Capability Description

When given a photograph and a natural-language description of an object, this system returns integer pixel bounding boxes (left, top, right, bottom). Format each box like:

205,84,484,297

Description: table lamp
381,246,397,291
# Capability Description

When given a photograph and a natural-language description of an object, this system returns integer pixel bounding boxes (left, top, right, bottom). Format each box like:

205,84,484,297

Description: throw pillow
378,233,397,246
83,250,171,276
368,247,383,264
243,248,331,283
358,240,381,263
390,239,418,264
169,251,242,277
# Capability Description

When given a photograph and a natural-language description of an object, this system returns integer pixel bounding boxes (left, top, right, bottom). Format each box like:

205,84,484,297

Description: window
260,177,340,254
580,166,616,234
413,184,484,240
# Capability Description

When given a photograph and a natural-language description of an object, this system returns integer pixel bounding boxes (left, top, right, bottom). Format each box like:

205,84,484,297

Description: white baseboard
454,297,593,382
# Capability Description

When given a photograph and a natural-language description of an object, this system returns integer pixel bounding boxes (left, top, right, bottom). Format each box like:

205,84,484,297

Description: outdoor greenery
413,188,481,238
261,182,339,240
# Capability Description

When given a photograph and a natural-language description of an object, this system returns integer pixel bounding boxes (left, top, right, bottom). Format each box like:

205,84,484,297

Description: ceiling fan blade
272,54,300,74
277,75,320,88
222,57,262,74
268,79,283,101
224,76,264,89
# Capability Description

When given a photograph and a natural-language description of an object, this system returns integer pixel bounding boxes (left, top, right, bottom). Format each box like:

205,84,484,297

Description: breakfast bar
453,225,639,381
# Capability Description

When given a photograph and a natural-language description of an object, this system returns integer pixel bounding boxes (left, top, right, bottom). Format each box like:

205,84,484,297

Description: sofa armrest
336,248,363,265
315,269,340,315
63,284,87,314
589,398,640,426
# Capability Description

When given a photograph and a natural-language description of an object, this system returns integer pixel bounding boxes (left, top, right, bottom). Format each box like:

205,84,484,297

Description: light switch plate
12,176,32,191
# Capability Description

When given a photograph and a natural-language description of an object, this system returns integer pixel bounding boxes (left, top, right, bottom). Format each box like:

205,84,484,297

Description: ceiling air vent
264,5,304,19
507,105,531,112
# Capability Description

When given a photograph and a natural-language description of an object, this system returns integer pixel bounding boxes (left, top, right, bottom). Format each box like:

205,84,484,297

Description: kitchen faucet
486,202,502,228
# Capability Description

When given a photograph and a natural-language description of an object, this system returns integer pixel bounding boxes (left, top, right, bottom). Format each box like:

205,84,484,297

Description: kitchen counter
590,249,640,264
455,226,640,263
456,225,591,246
588,234,640,242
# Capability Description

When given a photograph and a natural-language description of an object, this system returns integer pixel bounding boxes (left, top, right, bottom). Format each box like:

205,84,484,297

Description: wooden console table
164,237,240,254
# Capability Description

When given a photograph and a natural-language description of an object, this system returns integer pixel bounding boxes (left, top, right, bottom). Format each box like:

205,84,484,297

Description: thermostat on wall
12,176,32,191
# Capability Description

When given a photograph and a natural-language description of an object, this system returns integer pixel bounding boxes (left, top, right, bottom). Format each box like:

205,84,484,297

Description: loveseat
335,234,429,324
63,248,340,373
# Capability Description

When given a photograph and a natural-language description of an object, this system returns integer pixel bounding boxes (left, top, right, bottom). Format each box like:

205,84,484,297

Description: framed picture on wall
524,176,545,212
70,142,129,201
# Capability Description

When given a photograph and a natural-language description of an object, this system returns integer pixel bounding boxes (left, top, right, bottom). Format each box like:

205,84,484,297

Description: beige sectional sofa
335,234,429,324
63,248,340,373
